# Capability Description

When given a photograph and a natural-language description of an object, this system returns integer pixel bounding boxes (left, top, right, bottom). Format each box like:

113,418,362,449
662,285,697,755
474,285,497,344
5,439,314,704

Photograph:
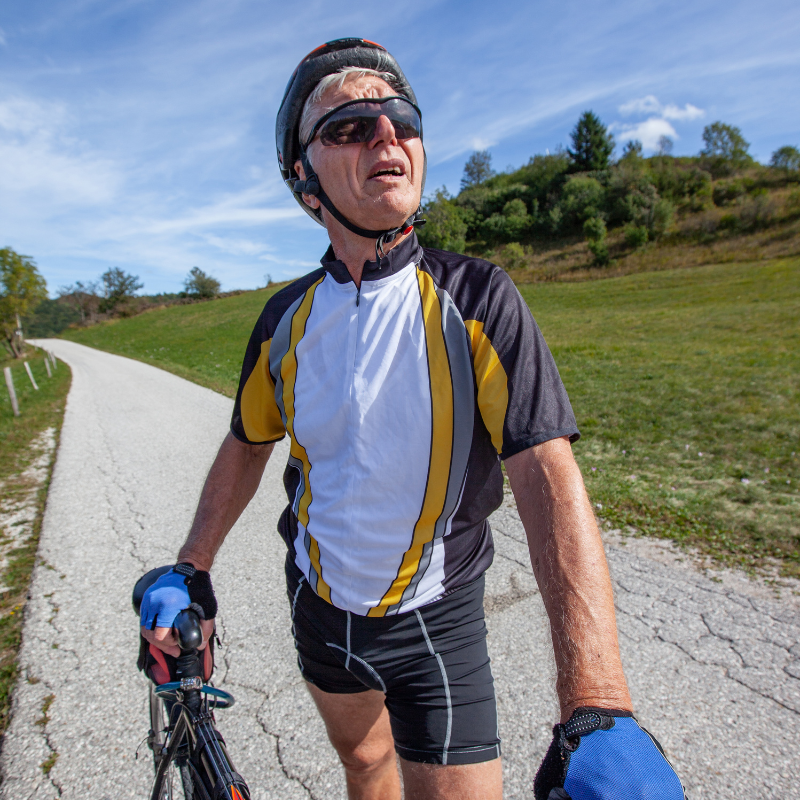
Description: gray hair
299,67,401,147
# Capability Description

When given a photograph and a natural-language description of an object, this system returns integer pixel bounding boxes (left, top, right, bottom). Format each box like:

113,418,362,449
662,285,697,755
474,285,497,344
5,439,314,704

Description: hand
139,565,218,657
534,708,685,800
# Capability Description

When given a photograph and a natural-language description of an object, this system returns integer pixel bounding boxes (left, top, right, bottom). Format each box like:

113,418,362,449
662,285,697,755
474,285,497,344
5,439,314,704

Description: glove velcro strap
562,707,634,741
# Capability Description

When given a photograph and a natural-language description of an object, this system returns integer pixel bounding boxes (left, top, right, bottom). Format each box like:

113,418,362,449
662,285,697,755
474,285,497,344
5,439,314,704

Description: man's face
296,76,424,232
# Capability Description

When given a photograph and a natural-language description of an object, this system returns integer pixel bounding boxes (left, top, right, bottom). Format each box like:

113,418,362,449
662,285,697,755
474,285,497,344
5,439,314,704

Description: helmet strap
296,152,425,264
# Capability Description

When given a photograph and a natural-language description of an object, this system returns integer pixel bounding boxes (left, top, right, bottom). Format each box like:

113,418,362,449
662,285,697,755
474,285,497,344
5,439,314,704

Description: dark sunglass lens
320,116,376,146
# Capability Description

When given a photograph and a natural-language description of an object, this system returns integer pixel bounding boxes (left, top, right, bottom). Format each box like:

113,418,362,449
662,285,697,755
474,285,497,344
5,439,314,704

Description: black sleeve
467,269,579,459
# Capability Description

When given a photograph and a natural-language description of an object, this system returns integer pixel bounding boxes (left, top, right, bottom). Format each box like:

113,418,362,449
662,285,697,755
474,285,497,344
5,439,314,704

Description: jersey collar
321,231,423,285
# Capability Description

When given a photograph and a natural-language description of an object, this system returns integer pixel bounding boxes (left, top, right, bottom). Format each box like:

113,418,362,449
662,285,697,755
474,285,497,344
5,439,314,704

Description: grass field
0,352,71,734
63,258,800,578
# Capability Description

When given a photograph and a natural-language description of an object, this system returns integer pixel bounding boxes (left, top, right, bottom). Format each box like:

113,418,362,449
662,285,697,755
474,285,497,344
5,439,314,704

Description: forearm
178,432,274,571
506,438,632,722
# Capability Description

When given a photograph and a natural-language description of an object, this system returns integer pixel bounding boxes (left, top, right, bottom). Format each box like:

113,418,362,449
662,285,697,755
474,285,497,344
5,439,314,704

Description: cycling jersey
231,233,579,617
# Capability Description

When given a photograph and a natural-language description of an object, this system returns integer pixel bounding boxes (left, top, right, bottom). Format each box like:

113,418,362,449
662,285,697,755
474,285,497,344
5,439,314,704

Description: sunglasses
304,96,423,148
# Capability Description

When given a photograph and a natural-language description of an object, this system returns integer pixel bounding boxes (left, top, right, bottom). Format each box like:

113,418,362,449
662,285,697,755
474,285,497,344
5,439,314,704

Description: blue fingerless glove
534,708,685,800
139,563,217,630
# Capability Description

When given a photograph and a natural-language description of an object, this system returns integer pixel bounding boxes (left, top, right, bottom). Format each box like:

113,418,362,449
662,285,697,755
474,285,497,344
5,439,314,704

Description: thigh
400,757,503,800
306,682,394,761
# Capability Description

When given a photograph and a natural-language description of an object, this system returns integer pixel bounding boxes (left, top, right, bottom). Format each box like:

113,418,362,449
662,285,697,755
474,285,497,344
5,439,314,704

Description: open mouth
369,163,406,179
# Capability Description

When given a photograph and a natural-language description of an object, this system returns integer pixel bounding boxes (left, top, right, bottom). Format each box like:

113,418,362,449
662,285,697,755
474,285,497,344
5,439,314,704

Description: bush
738,194,776,229
712,178,752,207
587,239,609,266
499,242,528,271
184,267,221,299
649,162,712,211
583,216,609,265
418,189,468,253
562,175,606,226
718,214,739,231
624,224,649,249
650,199,675,238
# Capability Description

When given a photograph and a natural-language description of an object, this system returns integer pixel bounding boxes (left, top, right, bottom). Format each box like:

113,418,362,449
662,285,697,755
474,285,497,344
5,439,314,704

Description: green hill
62,257,800,581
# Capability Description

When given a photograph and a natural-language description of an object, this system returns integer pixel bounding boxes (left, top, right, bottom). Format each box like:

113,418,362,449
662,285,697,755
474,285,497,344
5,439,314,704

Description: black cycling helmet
276,38,426,253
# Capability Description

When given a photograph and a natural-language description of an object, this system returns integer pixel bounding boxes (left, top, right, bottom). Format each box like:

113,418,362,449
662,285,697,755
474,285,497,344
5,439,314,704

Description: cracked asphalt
1,339,798,799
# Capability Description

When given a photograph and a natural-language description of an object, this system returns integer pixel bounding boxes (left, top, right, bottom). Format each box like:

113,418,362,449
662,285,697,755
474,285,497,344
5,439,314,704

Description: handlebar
174,608,204,652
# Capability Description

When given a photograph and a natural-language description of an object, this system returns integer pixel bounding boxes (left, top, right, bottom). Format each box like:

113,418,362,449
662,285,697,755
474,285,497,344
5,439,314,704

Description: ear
294,160,321,210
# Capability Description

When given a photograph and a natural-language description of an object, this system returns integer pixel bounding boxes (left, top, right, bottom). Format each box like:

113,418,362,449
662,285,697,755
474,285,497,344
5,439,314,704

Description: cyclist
139,39,685,800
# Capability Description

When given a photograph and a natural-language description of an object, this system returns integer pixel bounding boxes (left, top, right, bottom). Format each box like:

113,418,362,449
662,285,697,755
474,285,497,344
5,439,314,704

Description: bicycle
133,567,251,800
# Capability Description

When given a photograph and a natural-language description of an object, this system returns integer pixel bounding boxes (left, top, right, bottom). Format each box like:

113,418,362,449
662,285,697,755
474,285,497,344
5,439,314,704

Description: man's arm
141,432,274,653
504,436,632,723
178,432,275,570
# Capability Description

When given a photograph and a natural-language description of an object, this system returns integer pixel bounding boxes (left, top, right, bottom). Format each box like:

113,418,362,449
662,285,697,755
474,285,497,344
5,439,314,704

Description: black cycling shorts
285,555,501,766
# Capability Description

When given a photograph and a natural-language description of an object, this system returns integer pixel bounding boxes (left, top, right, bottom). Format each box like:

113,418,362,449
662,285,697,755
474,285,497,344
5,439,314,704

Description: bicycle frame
150,678,249,800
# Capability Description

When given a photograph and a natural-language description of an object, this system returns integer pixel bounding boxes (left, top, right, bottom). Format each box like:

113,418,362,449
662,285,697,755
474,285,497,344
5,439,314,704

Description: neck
326,218,411,288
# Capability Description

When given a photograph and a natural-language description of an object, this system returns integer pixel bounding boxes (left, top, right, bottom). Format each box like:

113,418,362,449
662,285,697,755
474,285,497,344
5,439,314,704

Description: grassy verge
0,351,71,736
63,258,799,577
62,287,280,397
521,257,799,577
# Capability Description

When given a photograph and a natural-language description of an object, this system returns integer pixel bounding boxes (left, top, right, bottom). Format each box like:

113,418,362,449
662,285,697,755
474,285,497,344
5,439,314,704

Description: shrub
738,194,776,229
712,178,752,207
418,189,468,252
583,216,609,265
184,267,221,299
650,199,675,238
587,239,609,266
499,242,528,271
718,214,739,231
624,224,648,249
562,175,606,226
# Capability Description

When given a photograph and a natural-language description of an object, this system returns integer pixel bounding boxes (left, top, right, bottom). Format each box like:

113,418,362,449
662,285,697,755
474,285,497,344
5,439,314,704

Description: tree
657,135,674,156
700,122,751,175
568,111,615,172
621,140,643,161
58,280,100,324
0,248,48,357
100,267,143,313
184,267,221,299
770,146,800,172
461,150,494,190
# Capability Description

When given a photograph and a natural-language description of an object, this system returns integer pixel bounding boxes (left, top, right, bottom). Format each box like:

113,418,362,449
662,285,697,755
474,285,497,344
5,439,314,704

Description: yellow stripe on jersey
239,339,286,443
369,269,454,617
464,320,509,454
280,275,331,602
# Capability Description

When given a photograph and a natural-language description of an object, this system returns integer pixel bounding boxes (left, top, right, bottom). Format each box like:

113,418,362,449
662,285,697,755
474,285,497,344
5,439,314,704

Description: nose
367,114,398,148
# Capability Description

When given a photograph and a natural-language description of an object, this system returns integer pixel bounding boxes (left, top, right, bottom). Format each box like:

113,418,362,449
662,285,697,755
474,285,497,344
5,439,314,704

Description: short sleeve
464,270,579,459
230,310,286,444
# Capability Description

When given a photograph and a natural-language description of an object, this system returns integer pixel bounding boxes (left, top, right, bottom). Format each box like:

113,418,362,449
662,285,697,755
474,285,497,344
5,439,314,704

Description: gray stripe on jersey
389,286,475,613
269,291,306,428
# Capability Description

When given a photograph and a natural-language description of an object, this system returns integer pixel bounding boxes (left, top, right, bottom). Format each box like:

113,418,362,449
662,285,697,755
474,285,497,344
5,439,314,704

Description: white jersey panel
291,265,433,614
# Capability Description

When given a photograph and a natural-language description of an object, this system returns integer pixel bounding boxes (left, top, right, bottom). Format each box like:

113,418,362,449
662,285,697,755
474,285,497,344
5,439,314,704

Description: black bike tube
149,714,188,800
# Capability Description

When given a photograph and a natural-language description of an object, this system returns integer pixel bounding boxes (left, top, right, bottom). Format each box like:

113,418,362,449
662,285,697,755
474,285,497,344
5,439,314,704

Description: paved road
2,339,799,799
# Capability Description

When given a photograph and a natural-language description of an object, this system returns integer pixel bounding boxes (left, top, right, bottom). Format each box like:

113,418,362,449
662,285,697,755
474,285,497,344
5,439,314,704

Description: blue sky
1,0,798,294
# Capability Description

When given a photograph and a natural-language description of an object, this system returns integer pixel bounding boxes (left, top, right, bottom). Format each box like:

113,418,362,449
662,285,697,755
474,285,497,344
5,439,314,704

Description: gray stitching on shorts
291,576,305,674
346,610,351,670
326,642,387,693
415,609,452,765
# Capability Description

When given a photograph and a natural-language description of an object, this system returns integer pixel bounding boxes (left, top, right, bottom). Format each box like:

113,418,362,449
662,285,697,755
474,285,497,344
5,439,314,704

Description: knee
336,739,396,776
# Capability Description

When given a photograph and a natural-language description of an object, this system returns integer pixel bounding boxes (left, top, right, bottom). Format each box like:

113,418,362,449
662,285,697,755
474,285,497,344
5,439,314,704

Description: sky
1,0,799,294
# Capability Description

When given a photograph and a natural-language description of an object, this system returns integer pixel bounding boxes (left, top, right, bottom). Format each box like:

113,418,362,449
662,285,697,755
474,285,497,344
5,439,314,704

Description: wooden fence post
4,368,20,417
44,358,52,378
50,352,58,370
24,362,39,391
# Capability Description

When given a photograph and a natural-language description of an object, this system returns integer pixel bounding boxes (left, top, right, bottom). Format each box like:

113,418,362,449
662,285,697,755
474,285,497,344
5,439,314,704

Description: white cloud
613,95,705,152
618,95,704,121
612,118,678,150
